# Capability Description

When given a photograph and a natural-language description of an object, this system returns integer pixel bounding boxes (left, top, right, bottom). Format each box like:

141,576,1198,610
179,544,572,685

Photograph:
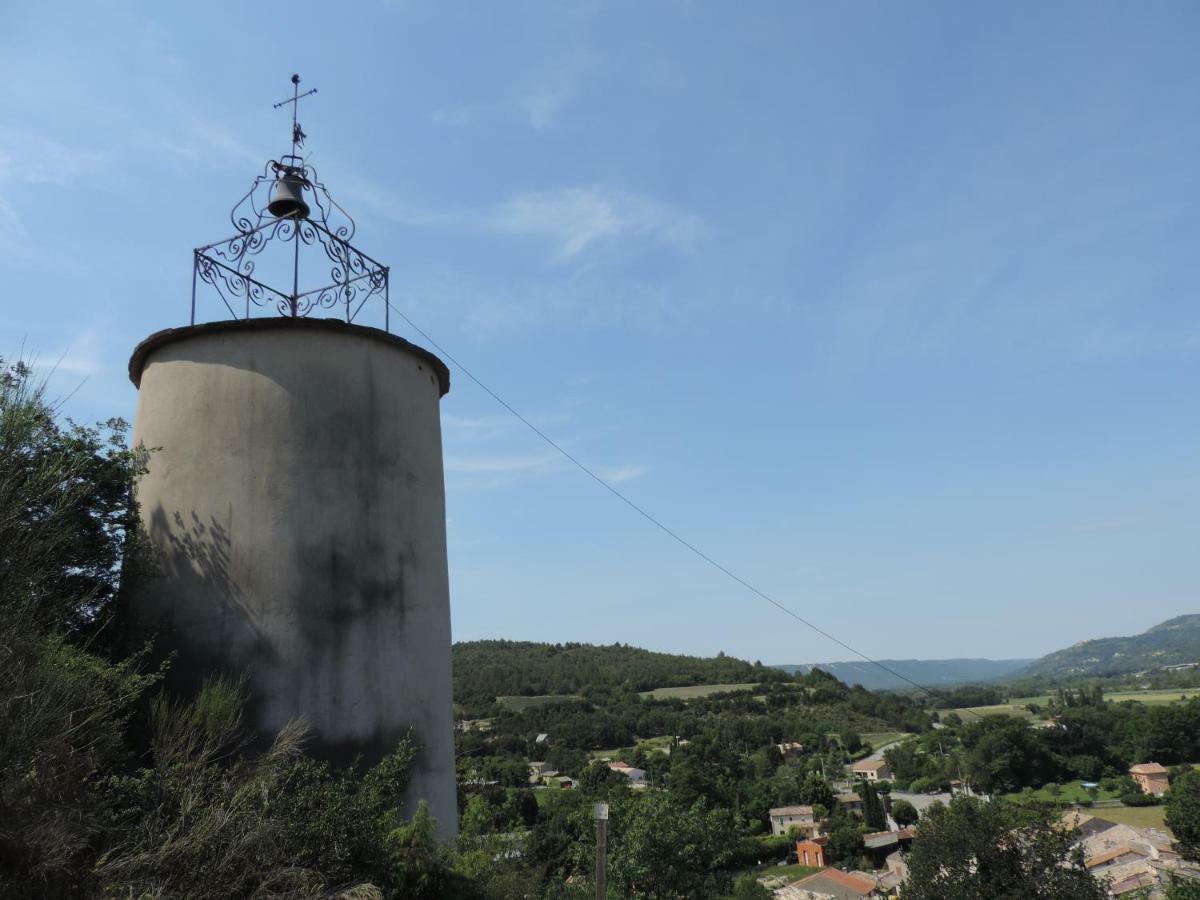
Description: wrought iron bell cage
190,76,392,332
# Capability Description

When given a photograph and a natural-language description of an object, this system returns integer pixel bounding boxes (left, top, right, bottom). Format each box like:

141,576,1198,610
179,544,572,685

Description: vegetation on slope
453,640,785,712
777,657,1033,690
1018,615,1200,679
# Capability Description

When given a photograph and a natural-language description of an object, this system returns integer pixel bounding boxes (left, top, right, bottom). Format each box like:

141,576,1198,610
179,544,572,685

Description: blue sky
3,1,1197,665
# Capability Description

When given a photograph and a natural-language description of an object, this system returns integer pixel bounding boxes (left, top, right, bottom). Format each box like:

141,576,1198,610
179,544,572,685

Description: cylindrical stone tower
127,316,457,835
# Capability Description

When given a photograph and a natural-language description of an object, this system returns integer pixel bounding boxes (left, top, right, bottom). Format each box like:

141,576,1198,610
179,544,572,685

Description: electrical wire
387,299,986,721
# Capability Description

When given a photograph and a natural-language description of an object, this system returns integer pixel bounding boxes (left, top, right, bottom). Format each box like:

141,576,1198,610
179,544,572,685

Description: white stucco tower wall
127,317,457,836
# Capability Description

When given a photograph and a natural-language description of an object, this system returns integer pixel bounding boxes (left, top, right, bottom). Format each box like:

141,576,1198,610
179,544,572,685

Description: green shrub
1120,791,1161,807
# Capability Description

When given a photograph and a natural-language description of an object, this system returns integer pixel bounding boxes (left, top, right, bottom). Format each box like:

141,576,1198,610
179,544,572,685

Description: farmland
638,682,760,700
951,687,1200,720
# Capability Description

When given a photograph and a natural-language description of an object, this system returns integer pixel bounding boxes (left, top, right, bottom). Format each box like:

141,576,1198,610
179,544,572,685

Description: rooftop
1129,762,1169,775
769,805,815,817
1085,845,1147,869
852,759,889,771
793,867,877,896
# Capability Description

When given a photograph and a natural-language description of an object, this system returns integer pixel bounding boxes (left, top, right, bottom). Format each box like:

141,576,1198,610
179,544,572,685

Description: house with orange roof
785,867,879,898
795,837,826,868
1129,762,1170,796
851,759,892,782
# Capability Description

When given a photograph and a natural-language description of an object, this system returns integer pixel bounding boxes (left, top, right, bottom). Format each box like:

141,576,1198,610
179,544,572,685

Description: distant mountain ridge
1015,614,1200,679
773,657,1033,691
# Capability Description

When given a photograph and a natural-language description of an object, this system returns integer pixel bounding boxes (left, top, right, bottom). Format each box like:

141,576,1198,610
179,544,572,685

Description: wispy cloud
431,106,473,128
147,114,261,168
595,464,650,485
342,175,709,265
0,196,25,238
516,51,597,131
445,453,561,475
0,131,109,188
52,328,107,378
492,186,710,260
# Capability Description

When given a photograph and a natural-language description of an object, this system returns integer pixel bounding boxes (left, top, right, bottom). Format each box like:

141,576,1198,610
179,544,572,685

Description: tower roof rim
128,317,451,396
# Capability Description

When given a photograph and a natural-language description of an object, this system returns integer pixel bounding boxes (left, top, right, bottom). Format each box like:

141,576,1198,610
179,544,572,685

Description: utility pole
594,802,609,900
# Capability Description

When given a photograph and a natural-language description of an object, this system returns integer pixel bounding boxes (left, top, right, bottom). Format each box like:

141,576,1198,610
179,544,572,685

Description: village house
862,828,915,868
1061,809,1200,897
533,769,573,789
777,867,879,899
851,759,892,782
777,741,806,760
835,792,864,814
1129,762,1170,796
795,837,826,868
608,761,647,785
768,805,820,838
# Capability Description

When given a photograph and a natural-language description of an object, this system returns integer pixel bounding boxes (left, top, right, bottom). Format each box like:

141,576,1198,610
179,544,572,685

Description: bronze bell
267,171,310,219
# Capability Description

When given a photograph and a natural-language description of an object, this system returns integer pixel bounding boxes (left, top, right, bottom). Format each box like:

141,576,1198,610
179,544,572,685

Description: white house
768,805,819,838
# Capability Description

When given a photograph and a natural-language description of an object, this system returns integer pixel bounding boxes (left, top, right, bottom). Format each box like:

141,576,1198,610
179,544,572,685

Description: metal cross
273,73,317,158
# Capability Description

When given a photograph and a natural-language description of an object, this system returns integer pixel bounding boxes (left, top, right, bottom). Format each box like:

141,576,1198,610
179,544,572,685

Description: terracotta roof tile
1129,762,1169,775
795,868,876,894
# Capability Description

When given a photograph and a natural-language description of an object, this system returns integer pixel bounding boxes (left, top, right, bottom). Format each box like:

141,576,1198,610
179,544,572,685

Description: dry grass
1092,805,1170,832
638,683,759,700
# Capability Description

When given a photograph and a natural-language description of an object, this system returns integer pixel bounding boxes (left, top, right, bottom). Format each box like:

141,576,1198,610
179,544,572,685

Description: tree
577,759,626,793
861,780,887,831
727,874,772,899
0,360,144,634
840,730,862,754
891,798,919,827
0,361,155,896
1165,879,1200,900
608,792,739,899
825,823,864,866
1166,770,1200,862
795,773,835,810
903,796,1106,900
959,716,1054,793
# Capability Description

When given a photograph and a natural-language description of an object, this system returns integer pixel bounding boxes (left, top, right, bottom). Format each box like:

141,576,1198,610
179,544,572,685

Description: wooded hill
776,657,1033,690
1017,614,1200,679
452,640,784,708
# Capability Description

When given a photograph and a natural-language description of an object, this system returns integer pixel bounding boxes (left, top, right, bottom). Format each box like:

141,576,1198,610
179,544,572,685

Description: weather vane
188,75,391,330
272,73,317,158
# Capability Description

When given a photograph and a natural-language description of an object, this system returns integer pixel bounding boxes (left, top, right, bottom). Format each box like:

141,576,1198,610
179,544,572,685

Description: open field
951,687,1200,720
639,682,759,700
590,735,676,760
952,703,1036,719
1005,780,1122,804
496,694,582,709
1093,805,1170,831
862,732,913,749
1005,689,1200,707
1102,688,1200,704
751,863,821,881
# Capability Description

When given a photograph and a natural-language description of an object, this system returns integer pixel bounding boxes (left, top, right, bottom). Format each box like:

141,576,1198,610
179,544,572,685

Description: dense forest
453,640,783,711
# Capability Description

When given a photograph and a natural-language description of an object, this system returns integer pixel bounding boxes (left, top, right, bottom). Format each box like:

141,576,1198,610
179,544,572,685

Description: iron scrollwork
191,157,390,330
